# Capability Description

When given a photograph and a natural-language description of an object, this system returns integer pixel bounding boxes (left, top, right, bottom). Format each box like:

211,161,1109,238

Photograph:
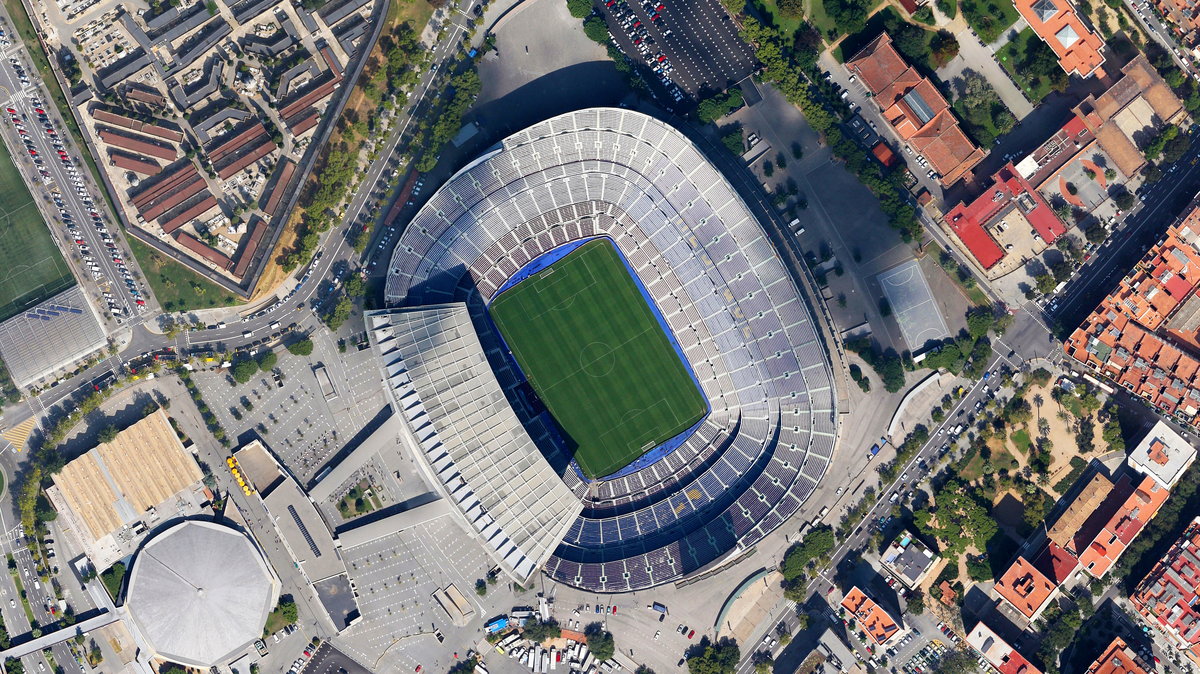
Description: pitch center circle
580,341,617,377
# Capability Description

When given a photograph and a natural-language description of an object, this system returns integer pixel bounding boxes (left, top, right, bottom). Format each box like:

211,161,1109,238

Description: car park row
601,0,685,104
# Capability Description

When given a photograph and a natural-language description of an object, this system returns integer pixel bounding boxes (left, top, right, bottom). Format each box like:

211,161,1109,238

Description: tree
776,0,802,17
287,338,314,356
475,578,487,595
566,0,592,17
933,651,978,674
257,350,277,372
582,15,608,43
906,590,926,615
966,557,992,582
930,30,959,66
274,596,298,624
231,359,259,384
584,623,616,660
522,619,562,643
97,425,118,444
687,638,741,674
6,659,24,674
1114,190,1136,211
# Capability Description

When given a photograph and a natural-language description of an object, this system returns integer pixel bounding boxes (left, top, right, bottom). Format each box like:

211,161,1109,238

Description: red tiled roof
996,555,1058,618
1014,0,1106,77
174,231,232,270
98,128,176,161
109,151,160,176
159,195,218,234
840,586,901,645
848,34,983,187
944,162,1064,268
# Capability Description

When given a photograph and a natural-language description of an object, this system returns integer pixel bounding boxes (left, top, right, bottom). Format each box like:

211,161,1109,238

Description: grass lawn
961,0,1020,44
126,235,242,312
1059,394,1085,419
99,562,125,601
1011,428,1032,454
489,239,707,478
997,28,1055,101
388,0,435,29
10,566,35,623
0,138,74,322
751,0,804,37
957,446,985,481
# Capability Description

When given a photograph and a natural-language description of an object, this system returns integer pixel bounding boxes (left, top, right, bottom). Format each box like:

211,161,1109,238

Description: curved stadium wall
380,108,837,592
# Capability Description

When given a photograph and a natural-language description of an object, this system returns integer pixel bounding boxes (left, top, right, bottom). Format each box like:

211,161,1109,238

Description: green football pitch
489,239,706,479
0,138,73,322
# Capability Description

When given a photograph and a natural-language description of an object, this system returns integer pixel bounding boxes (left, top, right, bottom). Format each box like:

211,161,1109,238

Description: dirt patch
252,209,302,302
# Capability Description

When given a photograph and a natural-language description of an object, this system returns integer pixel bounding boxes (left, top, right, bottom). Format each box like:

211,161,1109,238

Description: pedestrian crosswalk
1,416,36,452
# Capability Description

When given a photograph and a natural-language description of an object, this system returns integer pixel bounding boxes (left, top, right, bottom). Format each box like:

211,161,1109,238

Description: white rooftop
125,521,279,667
1128,420,1197,489
368,304,583,584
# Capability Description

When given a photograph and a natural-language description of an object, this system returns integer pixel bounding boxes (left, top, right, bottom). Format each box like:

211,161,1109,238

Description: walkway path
936,25,1035,119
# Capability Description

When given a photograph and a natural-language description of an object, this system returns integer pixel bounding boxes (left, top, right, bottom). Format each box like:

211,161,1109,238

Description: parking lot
195,351,348,480
335,518,492,673
0,22,149,322
597,0,753,99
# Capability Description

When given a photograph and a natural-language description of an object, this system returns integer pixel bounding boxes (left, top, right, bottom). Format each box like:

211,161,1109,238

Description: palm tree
1033,393,1044,423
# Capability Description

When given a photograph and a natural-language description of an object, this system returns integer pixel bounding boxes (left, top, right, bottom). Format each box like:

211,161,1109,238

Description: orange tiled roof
1077,475,1169,577
1014,0,1106,78
846,33,983,187
840,586,901,645
1065,209,1200,423
1131,517,1200,664
995,555,1058,619
1084,638,1152,674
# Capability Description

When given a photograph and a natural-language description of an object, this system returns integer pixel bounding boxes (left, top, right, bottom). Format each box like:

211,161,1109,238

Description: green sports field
489,239,706,479
0,138,73,321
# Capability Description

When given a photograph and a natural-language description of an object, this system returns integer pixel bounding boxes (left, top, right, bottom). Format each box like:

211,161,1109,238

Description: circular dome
126,521,277,667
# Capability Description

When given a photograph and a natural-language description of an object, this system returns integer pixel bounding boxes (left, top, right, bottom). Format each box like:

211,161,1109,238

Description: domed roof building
125,520,279,667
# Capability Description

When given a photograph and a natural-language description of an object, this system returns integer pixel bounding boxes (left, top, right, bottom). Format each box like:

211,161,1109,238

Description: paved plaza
334,518,493,672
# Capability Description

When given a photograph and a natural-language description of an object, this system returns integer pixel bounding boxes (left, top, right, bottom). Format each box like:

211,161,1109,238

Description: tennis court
0,140,73,322
489,239,706,479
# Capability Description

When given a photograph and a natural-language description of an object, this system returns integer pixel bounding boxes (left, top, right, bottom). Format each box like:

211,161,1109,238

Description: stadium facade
375,108,837,591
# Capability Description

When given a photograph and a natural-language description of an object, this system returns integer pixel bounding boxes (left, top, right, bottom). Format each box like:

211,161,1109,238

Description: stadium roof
125,521,278,667
367,304,583,583
379,108,836,592
0,285,106,387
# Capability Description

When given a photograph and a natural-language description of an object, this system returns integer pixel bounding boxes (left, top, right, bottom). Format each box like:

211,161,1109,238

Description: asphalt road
1048,139,1200,335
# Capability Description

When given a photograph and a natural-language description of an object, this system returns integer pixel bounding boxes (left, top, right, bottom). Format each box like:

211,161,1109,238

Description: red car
28,149,36,155
34,108,43,114
687,630,695,639
650,13,660,19
4,108,14,113
657,54,666,61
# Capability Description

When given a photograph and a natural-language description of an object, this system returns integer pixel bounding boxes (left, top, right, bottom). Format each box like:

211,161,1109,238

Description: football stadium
373,108,837,591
